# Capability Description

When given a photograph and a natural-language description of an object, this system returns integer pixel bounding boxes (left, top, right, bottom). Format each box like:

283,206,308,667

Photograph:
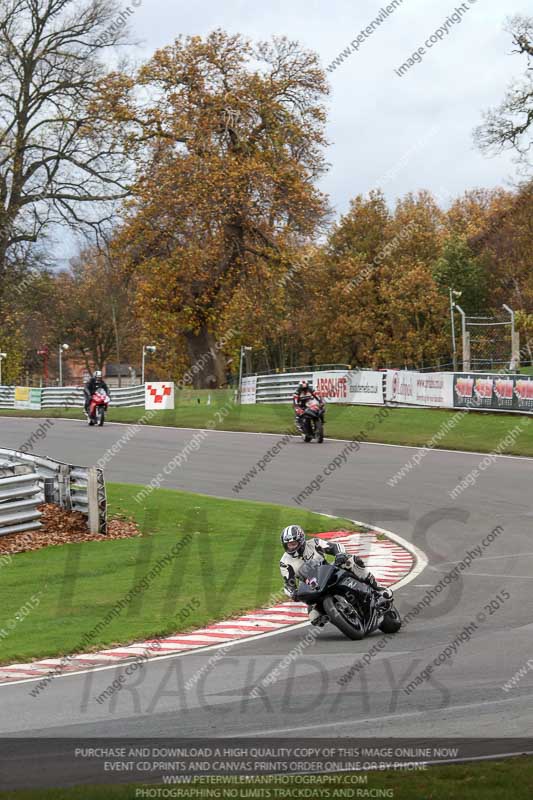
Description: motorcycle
87,388,110,427
295,560,401,640
296,397,325,443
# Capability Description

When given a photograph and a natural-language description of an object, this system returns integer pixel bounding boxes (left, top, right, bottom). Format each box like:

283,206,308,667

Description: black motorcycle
295,561,401,640
298,397,325,443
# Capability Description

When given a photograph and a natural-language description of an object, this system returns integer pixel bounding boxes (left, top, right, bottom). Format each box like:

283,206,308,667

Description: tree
51,247,138,372
0,0,133,292
475,15,533,172
104,30,330,386
307,191,448,369
433,236,489,315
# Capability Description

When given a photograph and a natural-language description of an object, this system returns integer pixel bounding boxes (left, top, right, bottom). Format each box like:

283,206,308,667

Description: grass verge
2,757,532,799
1,393,533,456
0,483,362,665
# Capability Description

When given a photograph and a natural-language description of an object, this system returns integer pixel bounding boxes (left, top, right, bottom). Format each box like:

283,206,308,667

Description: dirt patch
0,504,141,555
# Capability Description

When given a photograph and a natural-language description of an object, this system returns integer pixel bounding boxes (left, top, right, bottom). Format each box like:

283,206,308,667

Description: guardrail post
58,464,71,510
87,468,99,534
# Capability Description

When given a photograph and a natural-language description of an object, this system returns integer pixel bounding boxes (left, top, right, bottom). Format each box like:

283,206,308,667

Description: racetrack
1,417,532,756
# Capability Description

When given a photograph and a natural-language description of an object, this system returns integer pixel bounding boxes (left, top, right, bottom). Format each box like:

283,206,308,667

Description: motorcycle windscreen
295,562,336,602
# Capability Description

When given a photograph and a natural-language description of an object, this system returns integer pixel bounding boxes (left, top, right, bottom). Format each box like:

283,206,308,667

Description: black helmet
281,525,306,557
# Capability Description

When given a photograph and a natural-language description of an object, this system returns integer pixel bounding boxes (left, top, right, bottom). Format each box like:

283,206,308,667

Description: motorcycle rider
84,370,110,417
279,525,392,626
293,380,324,433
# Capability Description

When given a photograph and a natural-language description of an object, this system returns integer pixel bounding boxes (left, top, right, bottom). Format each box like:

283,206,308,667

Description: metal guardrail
0,384,145,409
0,449,107,535
0,386,14,409
252,371,361,404
255,372,315,404
0,460,43,535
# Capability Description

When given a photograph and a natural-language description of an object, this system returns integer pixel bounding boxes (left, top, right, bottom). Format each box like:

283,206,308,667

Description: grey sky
60,0,528,262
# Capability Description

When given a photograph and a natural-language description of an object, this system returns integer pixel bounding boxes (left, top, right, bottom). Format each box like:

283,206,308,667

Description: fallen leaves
0,504,141,556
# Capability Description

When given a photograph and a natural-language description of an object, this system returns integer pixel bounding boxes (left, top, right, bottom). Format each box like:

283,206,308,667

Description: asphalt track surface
1,416,532,749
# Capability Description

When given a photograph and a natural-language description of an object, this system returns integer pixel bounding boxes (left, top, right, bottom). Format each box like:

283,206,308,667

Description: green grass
0,483,361,665
2,396,532,456
2,757,532,799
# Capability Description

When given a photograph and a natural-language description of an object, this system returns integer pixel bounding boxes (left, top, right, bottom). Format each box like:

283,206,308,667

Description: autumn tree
0,0,133,296
307,191,448,369
103,30,329,387
50,247,138,372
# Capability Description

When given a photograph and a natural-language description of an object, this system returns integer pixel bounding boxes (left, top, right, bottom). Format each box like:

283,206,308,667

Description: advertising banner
241,376,257,405
386,371,454,408
313,371,384,405
145,382,175,410
453,373,533,412
14,387,42,410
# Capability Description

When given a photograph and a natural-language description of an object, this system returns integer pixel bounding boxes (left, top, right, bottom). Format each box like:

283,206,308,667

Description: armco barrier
0,449,106,535
255,372,314,403
0,460,43,535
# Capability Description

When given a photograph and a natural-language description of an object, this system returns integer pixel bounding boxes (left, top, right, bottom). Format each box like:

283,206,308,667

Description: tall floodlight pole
453,304,468,370
238,346,252,403
58,344,69,387
142,345,157,384
449,289,462,372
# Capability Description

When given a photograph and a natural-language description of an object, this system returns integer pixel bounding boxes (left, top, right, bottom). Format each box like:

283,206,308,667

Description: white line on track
438,553,533,564
242,694,533,737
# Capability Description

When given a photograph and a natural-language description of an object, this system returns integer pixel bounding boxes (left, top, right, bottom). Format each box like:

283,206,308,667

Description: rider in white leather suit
279,525,391,626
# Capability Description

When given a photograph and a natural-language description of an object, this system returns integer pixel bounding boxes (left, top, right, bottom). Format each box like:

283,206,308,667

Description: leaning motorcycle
295,561,401,640
88,388,110,427
297,397,325,443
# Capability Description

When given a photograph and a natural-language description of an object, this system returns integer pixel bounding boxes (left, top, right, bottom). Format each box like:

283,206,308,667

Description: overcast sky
62,0,530,261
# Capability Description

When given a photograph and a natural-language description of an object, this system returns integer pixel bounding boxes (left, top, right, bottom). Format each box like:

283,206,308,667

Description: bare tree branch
0,0,135,287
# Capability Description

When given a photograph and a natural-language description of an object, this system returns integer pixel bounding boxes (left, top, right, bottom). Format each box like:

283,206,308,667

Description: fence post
463,332,471,372
58,464,71,510
87,468,99,534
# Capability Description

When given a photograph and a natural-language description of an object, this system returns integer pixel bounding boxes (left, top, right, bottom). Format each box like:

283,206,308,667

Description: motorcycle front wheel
379,606,402,633
316,419,324,443
97,407,105,427
323,595,365,640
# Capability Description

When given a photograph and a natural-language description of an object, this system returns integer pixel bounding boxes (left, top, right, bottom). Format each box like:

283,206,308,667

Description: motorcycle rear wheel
323,595,365,640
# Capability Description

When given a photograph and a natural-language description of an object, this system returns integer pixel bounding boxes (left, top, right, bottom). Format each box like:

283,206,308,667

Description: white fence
0,384,145,410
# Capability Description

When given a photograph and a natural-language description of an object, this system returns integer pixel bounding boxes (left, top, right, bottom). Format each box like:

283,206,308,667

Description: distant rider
279,525,392,626
293,380,324,433
84,370,110,416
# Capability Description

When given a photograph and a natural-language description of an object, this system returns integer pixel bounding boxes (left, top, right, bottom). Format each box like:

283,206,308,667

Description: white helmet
281,525,306,557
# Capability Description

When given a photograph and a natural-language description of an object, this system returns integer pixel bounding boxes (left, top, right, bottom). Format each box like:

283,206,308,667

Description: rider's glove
283,582,296,599
334,553,349,567
354,557,365,569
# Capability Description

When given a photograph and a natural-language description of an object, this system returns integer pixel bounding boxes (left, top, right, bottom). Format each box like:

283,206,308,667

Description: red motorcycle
88,388,110,427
